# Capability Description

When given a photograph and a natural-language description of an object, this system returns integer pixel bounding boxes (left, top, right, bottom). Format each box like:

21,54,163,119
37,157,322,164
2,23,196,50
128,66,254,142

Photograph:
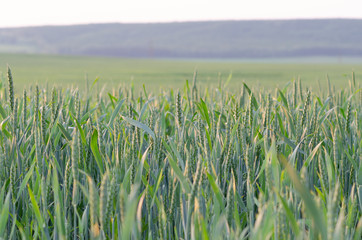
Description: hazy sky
1,0,361,28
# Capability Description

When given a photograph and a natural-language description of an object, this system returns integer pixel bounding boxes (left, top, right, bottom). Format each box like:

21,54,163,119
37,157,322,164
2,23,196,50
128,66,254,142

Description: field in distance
0,53,361,93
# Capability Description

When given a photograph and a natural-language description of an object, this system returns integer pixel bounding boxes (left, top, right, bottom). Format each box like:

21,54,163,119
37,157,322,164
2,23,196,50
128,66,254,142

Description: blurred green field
0,53,361,93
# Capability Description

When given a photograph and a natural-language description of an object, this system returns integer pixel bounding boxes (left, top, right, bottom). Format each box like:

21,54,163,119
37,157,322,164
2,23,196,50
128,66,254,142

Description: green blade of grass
0,192,10,237
276,191,300,236
122,116,155,139
278,153,327,240
90,129,104,174
57,122,72,141
28,185,50,239
165,143,191,194
108,98,125,127
16,161,36,202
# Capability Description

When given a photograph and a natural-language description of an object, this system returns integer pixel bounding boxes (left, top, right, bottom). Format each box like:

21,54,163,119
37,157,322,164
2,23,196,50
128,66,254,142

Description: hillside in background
1,19,362,58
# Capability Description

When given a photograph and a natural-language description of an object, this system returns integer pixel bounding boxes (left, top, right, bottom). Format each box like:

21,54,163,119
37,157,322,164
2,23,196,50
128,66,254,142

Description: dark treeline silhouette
1,19,362,58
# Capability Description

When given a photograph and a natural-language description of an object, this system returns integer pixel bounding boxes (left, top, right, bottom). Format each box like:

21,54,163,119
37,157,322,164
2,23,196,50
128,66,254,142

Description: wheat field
0,66,361,239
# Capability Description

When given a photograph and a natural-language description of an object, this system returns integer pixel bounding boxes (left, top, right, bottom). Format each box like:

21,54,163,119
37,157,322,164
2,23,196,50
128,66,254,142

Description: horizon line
1,17,362,29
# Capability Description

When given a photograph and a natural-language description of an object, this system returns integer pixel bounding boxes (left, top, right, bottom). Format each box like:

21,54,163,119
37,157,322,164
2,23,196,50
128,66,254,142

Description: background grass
0,53,361,94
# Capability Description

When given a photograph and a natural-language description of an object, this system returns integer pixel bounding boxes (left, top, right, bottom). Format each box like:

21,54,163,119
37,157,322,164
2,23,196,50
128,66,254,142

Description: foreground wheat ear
0,68,361,240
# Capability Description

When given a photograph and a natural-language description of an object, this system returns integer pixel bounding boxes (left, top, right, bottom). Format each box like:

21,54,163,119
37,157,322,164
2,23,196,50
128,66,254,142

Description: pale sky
1,0,361,28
